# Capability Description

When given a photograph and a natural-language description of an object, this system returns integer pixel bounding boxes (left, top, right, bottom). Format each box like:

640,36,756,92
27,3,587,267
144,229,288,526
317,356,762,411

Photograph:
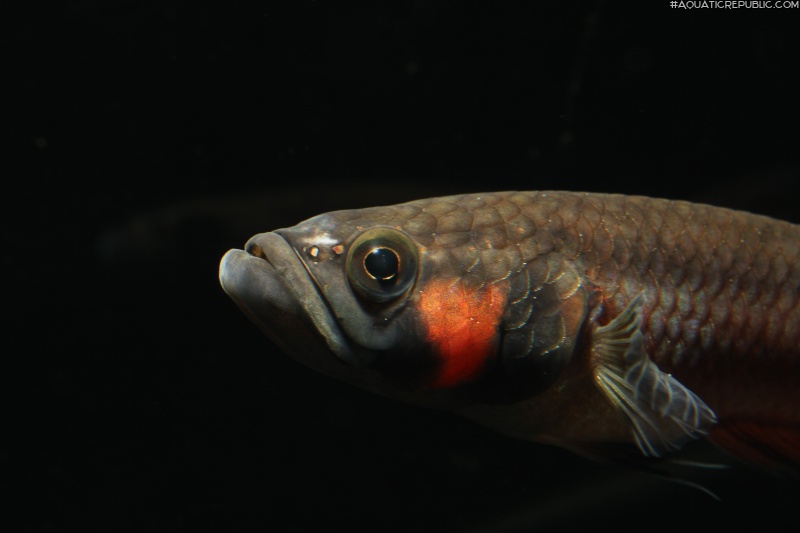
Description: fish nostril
246,241,266,259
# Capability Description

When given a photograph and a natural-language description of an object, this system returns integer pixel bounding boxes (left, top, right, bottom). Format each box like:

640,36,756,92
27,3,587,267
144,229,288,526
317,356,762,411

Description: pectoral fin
592,294,718,457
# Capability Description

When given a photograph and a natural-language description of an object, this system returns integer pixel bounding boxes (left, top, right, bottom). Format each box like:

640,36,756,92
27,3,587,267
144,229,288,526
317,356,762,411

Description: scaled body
220,191,800,470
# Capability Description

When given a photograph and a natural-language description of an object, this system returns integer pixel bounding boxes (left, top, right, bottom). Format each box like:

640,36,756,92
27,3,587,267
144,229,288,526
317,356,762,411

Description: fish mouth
219,232,358,368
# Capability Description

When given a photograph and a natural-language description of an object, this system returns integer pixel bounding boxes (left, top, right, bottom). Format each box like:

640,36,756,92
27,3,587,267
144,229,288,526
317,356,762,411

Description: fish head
219,199,528,406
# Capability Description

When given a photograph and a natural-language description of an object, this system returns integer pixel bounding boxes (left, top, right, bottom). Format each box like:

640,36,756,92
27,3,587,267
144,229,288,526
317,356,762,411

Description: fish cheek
412,279,509,389
365,304,450,387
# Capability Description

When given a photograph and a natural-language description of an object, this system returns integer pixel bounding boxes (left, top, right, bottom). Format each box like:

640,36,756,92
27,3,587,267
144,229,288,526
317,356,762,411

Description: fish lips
219,232,359,370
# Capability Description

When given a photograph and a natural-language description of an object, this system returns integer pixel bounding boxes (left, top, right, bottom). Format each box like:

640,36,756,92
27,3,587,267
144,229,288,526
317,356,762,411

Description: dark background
8,1,800,531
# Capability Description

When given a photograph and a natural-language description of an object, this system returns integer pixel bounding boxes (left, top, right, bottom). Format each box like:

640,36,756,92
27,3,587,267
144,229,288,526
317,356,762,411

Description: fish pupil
364,247,399,282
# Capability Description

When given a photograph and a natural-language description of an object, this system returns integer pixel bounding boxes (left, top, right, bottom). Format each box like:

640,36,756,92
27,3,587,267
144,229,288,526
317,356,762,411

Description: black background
8,1,800,531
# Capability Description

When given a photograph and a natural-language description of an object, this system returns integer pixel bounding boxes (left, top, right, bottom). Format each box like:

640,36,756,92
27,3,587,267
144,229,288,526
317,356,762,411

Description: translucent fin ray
592,294,718,457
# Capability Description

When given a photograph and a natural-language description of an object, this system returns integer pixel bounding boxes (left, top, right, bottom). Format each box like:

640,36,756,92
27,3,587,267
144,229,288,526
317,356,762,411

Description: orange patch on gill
417,279,508,388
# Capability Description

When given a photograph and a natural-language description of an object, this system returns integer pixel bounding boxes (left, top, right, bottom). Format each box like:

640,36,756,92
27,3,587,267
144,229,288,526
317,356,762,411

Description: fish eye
346,228,418,303
363,247,399,281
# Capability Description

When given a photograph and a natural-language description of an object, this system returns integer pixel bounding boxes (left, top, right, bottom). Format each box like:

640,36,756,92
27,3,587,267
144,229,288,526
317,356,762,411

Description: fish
218,191,800,472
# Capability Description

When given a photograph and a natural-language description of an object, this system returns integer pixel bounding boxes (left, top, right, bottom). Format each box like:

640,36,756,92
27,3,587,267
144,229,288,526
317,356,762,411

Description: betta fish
219,191,800,472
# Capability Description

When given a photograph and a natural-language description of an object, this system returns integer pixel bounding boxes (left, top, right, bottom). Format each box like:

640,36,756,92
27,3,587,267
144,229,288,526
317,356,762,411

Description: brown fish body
220,191,800,469
442,192,800,462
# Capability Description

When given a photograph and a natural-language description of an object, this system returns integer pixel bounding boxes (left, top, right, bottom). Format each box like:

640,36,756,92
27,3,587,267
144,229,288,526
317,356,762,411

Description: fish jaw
219,232,359,373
